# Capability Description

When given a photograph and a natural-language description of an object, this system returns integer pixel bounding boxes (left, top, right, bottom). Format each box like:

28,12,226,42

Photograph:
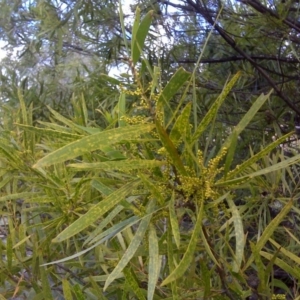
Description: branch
237,0,300,33
175,55,300,64
185,0,300,115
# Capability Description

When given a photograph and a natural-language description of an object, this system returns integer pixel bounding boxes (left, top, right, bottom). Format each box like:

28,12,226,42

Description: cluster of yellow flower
271,294,286,300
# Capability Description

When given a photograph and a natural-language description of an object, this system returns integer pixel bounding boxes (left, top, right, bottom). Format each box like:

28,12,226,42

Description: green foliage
0,4,300,300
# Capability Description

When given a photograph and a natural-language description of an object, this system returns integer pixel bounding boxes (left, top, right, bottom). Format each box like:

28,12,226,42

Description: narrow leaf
245,200,293,270
169,192,180,248
33,124,154,168
68,159,163,171
161,201,203,286
52,180,140,242
157,68,190,108
170,102,192,145
104,201,155,290
132,10,153,64
192,72,241,144
221,90,272,152
62,279,73,300
123,268,146,300
148,224,161,300
260,251,300,281
155,120,187,175
226,196,244,272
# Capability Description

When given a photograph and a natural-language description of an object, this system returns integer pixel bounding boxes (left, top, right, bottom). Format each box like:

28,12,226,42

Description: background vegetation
0,0,300,299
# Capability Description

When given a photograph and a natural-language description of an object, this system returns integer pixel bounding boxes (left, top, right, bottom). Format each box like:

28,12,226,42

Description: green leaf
46,105,88,134
0,192,39,203
221,90,272,152
169,192,180,249
223,131,238,176
216,153,300,186
161,201,203,286
123,268,146,300
155,120,187,175
16,124,83,140
226,196,244,273
39,258,53,300
139,173,165,205
269,238,300,265
72,284,85,300
260,251,300,281
131,10,153,64
223,132,293,180
68,159,163,171
199,258,211,298
169,102,192,146
245,200,293,270
118,93,126,127
62,279,73,300
191,72,241,144
104,201,155,290
131,6,140,58
157,67,190,108
255,199,292,252
166,227,179,299
33,124,154,168
148,224,161,300
52,180,140,242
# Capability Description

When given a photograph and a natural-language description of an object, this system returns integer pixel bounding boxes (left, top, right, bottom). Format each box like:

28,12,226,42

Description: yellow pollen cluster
120,115,147,125
271,295,286,300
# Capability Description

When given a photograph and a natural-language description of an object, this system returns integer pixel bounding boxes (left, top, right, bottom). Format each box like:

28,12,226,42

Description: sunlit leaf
52,180,140,242
33,124,154,168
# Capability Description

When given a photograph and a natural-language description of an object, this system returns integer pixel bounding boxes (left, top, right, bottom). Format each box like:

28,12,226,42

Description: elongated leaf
39,256,53,300
118,93,126,127
200,226,220,268
199,258,211,298
73,284,85,300
47,105,88,134
0,192,40,202
226,196,244,272
52,180,140,243
269,238,300,265
104,201,155,290
223,132,293,180
191,72,241,144
62,279,73,300
220,90,272,153
123,268,146,300
155,120,187,175
169,192,180,248
132,10,153,64
256,199,292,252
148,224,161,300
260,251,300,281
16,124,83,140
119,0,130,54
223,131,238,176
167,222,179,299
169,102,192,145
161,201,203,286
87,216,139,246
131,6,140,60
139,173,165,205
68,159,163,171
244,200,293,270
157,68,190,108
33,124,154,168
216,153,300,186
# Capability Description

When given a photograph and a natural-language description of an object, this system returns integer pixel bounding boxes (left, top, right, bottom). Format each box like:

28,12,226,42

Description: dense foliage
0,1,300,299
